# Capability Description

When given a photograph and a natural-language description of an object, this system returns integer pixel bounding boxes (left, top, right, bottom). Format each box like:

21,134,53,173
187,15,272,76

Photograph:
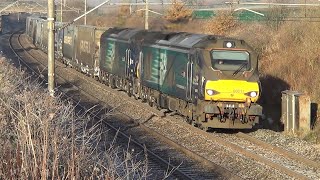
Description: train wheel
105,75,109,86
132,86,139,100
148,100,153,107
126,82,132,97
154,99,161,110
147,94,153,107
141,88,147,103
109,76,116,89
197,123,208,131
185,117,193,124
132,80,141,100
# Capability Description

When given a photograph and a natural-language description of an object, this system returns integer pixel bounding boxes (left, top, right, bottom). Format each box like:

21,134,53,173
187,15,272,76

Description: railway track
9,31,320,180
9,31,240,179
236,132,320,170
209,132,318,180
145,114,320,179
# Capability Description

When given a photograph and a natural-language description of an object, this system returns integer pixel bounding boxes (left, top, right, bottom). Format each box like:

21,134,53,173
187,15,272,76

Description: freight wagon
73,25,108,76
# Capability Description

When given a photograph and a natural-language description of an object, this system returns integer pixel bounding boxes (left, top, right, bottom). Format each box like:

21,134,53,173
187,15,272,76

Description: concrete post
291,94,297,133
299,95,311,131
84,0,87,25
282,91,311,134
48,0,55,97
145,0,149,30
61,0,63,22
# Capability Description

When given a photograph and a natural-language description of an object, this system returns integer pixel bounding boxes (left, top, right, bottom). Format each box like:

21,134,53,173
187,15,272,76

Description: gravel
215,131,320,179
249,129,320,162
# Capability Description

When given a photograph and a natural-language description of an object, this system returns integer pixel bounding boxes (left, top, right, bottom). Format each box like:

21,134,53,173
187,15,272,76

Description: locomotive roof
101,27,169,44
102,27,243,49
156,33,208,48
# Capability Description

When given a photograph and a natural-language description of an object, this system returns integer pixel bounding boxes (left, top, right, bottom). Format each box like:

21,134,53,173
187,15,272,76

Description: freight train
25,16,262,130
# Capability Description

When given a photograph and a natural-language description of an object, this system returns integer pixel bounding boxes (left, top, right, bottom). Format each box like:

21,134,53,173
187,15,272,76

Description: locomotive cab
195,38,262,129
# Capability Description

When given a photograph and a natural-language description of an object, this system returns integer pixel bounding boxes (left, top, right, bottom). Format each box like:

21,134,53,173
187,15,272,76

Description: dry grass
0,57,149,179
226,10,320,135
202,11,238,35
260,21,320,102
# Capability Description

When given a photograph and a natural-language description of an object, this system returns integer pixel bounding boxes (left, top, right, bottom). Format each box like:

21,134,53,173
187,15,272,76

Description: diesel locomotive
26,16,262,130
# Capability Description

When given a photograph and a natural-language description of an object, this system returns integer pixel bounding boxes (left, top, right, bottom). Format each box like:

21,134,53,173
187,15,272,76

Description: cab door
186,56,193,101
125,48,131,78
186,53,200,103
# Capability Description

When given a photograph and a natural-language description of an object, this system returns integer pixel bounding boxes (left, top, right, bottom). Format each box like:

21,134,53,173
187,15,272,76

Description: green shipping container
234,10,266,21
192,10,216,19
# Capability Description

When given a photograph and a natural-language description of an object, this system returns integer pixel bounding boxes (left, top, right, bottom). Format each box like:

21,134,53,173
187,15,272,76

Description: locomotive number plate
233,89,244,93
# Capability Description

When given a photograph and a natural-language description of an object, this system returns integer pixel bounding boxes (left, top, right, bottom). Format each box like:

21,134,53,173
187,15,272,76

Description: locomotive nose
204,80,260,102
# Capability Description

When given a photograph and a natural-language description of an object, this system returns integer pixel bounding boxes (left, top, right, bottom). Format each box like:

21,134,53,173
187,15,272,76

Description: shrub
203,11,238,35
165,0,192,23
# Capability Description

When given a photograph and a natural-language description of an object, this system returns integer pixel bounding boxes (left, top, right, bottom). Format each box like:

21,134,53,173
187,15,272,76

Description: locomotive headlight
226,42,233,48
223,41,235,48
207,90,214,96
250,91,257,97
245,91,258,98
206,89,219,96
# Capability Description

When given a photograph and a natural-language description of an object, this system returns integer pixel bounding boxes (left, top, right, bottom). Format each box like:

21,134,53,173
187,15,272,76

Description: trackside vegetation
0,57,149,179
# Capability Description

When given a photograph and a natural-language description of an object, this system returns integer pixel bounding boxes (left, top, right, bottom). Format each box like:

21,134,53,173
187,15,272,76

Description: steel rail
166,118,311,180
236,132,320,169
138,123,241,180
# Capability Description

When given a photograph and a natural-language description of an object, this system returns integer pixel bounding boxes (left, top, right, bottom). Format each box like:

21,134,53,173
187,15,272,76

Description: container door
94,29,106,76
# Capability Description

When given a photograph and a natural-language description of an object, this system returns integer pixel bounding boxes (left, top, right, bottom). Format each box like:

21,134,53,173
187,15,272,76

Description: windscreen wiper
232,62,247,76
